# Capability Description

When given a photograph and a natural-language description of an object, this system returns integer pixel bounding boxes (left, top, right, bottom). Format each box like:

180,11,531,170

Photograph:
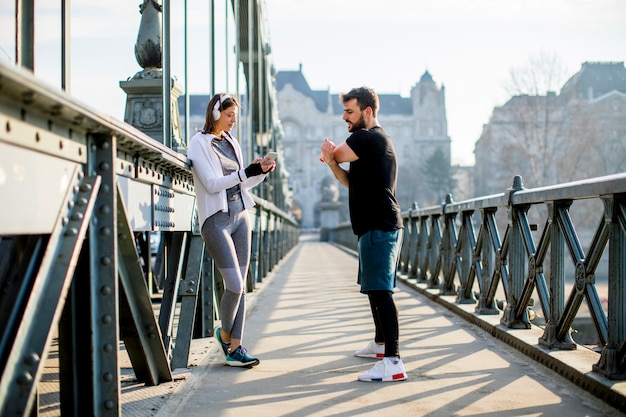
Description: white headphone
212,94,231,121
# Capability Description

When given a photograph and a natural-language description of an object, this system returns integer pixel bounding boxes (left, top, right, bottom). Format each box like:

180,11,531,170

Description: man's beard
348,115,367,132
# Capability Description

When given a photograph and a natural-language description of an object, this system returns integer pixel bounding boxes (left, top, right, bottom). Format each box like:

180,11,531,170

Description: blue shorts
357,229,402,293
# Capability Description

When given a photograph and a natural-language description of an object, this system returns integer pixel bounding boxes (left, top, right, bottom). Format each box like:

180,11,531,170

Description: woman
187,93,275,367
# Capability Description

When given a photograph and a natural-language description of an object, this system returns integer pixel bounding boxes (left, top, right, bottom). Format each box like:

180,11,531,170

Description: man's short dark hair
340,86,379,117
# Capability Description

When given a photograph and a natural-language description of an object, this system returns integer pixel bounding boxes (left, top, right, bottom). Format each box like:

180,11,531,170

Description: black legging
367,290,400,358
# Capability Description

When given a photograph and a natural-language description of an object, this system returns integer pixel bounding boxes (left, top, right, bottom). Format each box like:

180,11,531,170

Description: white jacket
187,131,267,225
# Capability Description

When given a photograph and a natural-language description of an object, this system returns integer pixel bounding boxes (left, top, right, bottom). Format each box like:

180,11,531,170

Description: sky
1,0,625,165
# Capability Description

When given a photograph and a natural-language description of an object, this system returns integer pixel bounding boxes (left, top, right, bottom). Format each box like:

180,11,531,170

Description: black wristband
244,162,263,177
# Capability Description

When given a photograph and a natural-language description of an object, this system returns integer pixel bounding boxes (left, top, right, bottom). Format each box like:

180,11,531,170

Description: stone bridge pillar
119,0,184,149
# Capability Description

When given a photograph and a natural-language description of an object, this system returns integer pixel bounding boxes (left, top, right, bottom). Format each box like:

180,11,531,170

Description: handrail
399,174,626,379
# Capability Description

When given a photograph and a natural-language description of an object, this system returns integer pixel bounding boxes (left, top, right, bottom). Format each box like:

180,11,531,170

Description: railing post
456,209,477,304
249,208,260,289
399,214,411,274
407,211,420,279
441,195,458,295
475,208,499,315
410,215,425,280
501,176,531,329
593,195,626,379
426,214,442,288
539,201,576,348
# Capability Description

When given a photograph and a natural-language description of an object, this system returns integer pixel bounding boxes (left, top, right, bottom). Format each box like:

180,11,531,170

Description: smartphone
264,151,278,161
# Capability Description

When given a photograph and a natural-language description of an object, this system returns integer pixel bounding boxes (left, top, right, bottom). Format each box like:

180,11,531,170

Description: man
320,86,406,382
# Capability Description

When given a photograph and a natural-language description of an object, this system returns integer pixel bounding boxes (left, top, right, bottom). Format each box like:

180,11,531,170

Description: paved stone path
154,235,625,417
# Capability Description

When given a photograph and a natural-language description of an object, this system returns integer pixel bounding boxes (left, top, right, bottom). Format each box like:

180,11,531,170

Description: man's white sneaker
354,341,385,359
358,357,407,382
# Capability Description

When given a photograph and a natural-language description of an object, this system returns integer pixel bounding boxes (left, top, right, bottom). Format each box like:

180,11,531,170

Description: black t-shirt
345,126,402,236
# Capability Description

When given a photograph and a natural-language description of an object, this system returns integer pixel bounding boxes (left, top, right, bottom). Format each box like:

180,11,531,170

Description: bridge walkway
147,232,624,417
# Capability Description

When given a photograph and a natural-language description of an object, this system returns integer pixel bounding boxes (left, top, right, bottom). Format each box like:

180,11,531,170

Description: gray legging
200,197,250,340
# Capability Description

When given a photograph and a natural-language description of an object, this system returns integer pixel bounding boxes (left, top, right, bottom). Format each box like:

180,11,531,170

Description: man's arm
320,139,358,188
333,141,358,164
325,159,349,188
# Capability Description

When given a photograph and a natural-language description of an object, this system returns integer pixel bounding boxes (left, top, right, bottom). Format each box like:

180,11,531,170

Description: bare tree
504,50,569,97
495,51,600,188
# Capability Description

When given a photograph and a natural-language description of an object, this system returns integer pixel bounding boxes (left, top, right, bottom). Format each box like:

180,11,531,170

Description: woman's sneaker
358,357,407,382
354,341,385,359
215,327,230,357
226,346,260,367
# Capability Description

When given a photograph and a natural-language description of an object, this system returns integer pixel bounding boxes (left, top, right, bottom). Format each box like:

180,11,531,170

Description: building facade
474,61,626,197
276,67,453,228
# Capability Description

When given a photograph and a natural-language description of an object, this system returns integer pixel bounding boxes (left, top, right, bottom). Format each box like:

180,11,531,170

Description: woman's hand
253,156,276,173
260,156,276,173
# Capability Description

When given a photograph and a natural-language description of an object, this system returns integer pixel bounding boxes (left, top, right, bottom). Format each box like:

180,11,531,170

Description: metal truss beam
0,172,100,416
